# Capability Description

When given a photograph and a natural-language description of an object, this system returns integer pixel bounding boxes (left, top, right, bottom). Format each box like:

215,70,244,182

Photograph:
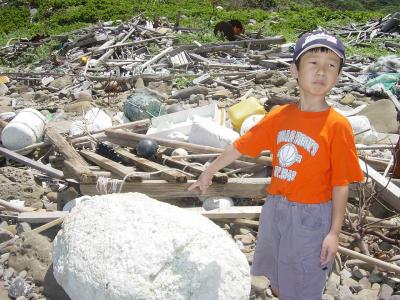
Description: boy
189,30,364,299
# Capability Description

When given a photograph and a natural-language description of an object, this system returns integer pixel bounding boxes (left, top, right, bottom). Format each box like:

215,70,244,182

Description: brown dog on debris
214,20,244,41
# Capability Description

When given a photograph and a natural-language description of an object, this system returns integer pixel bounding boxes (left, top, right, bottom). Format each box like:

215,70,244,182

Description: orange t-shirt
234,103,365,204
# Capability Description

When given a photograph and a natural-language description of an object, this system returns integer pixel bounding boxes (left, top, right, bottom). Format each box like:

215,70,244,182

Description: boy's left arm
320,185,349,266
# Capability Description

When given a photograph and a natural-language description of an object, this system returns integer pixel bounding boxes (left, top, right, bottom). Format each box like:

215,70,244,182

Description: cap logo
302,32,337,47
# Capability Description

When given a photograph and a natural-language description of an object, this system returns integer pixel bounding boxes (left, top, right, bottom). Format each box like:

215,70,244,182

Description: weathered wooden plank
359,158,400,210
105,129,272,166
117,148,190,183
80,150,142,182
158,154,227,183
0,146,64,179
46,128,96,182
187,206,262,219
18,211,69,223
81,177,269,198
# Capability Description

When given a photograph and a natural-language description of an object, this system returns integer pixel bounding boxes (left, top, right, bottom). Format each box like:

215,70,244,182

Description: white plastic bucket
1,108,47,150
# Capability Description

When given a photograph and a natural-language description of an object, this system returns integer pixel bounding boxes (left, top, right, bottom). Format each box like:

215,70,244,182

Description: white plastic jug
1,108,47,150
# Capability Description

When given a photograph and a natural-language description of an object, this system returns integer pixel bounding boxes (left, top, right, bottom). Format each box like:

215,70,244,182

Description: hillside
0,0,398,66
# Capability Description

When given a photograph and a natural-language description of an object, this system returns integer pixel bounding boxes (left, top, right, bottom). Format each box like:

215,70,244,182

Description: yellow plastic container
227,97,265,131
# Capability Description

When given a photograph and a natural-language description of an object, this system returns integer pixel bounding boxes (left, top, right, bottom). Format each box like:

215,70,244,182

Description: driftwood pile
0,12,399,300
330,12,400,50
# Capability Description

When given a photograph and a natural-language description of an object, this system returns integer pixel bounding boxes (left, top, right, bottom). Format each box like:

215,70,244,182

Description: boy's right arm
188,143,242,194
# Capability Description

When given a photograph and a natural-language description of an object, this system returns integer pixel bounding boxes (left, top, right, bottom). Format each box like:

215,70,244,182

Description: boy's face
290,50,342,97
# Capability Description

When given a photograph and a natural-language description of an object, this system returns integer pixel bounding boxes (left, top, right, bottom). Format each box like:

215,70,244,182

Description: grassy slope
0,0,398,66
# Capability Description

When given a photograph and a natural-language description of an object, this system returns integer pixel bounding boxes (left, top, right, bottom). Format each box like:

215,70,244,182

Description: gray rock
8,276,32,298
359,277,372,289
43,264,70,300
15,296,27,300
0,228,14,243
135,78,145,89
379,241,392,251
3,267,15,281
74,91,92,102
322,294,335,300
357,288,379,299
16,223,31,235
172,86,209,99
255,71,288,86
325,272,340,296
389,295,400,300
0,253,10,264
188,93,205,104
378,284,394,300
48,76,73,90
342,277,362,293
0,221,9,229
0,167,45,208
357,99,398,134
352,267,369,280
340,269,352,281
251,275,270,294
340,94,356,105
27,293,39,300
8,232,52,284
64,100,92,113
0,83,9,96
369,271,384,283
18,270,27,279
336,285,353,299
34,91,49,102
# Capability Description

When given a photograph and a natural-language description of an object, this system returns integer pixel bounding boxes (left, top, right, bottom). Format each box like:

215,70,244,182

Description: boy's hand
320,232,339,266
188,171,213,194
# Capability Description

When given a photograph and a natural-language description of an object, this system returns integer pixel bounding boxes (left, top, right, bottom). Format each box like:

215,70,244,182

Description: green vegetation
0,0,398,66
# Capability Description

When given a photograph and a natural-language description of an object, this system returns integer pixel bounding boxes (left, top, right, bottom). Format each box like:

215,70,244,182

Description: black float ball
136,139,159,159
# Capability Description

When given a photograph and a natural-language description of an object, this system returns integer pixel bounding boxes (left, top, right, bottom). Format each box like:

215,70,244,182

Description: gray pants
251,195,333,300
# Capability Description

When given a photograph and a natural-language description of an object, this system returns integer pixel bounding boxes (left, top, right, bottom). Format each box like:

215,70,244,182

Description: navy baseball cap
293,30,345,63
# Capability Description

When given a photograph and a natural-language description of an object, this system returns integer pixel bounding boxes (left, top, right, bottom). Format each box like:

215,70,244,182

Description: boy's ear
335,71,342,84
290,63,299,79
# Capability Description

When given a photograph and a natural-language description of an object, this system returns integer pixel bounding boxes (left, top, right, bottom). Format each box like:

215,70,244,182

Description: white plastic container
240,114,265,136
1,108,47,150
146,103,220,139
188,119,240,149
69,107,112,137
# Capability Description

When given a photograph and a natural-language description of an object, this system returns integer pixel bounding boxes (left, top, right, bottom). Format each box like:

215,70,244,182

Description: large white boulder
53,193,250,300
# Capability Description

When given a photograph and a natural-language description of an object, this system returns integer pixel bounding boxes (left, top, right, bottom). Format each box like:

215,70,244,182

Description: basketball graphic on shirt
277,143,302,168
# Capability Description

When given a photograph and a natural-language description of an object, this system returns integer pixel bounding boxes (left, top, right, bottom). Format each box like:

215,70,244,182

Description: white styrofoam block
53,193,250,300
188,120,240,149
146,103,219,139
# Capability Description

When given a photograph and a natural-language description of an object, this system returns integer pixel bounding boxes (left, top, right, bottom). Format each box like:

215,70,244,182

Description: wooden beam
359,158,400,210
46,128,96,182
18,211,69,223
117,148,190,183
69,118,150,146
158,154,227,183
80,150,143,182
339,246,400,274
105,129,272,166
81,177,269,199
0,146,64,179
187,206,262,219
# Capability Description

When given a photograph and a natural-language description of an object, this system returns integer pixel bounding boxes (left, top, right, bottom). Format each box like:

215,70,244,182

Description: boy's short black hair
294,47,344,73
